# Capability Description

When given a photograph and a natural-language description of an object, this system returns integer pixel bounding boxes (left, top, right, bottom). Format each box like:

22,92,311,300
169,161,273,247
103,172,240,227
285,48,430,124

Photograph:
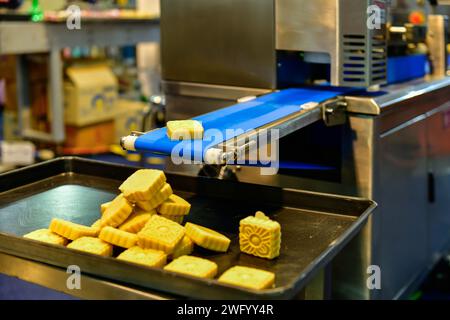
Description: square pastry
166,120,204,141
67,237,113,257
164,256,217,279
137,215,185,254
119,169,166,202
218,266,275,290
117,246,167,268
100,194,133,228
239,211,281,259
23,229,68,246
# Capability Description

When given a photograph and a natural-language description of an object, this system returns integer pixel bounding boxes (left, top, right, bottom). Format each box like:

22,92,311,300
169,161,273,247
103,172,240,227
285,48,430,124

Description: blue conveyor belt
134,88,350,160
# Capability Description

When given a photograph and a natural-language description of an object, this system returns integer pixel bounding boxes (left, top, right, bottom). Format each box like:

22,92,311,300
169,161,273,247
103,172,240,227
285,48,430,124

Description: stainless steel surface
276,0,388,87
276,0,337,62
426,102,450,261
165,94,237,121
326,85,450,299
427,15,448,77
161,0,387,89
346,96,381,116
163,81,272,120
330,115,376,299
0,252,172,300
320,85,450,299
162,81,272,101
374,115,429,299
303,268,330,300
160,0,276,89
0,249,328,300
346,76,450,115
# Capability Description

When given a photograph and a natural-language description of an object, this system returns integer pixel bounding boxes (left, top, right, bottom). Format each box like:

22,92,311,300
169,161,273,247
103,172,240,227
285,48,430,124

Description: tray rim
0,157,376,213
0,157,377,299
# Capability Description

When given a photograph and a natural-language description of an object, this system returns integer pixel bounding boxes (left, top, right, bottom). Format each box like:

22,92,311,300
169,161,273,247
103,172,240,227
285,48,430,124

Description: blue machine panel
387,54,427,84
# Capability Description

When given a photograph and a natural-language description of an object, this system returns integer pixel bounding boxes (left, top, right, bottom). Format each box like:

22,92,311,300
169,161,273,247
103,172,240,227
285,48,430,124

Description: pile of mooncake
23,169,278,290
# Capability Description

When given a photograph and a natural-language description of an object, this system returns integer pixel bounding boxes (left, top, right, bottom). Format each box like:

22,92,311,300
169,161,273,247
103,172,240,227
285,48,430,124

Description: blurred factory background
0,0,163,171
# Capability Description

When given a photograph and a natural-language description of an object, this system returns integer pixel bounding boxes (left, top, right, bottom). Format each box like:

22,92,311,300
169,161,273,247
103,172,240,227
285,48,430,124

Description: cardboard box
64,64,118,127
114,99,146,142
64,120,115,152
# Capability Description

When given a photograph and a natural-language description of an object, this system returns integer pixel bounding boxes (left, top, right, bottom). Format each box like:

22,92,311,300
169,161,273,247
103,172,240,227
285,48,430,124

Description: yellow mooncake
100,201,111,214
185,222,230,252
100,194,133,228
99,226,138,249
136,183,173,211
166,120,204,141
160,214,184,224
23,229,68,246
67,236,113,257
49,218,99,241
137,215,185,254
239,211,281,259
157,194,191,216
119,169,166,202
117,246,167,268
218,266,275,290
164,256,217,279
91,219,102,228
118,208,155,233
171,235,194,259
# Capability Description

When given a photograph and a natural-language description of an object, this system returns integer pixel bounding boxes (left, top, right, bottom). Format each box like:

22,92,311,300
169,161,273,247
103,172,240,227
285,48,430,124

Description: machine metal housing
276,0,388,87
161,0,388,89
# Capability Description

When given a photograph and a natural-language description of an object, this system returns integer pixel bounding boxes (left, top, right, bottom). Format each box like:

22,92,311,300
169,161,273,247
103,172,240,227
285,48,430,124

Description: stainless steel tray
0,157,376,299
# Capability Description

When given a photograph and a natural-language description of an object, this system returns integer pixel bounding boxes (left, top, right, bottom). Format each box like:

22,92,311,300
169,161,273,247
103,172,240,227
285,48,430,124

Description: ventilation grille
371,34,387,83
341,33,387,86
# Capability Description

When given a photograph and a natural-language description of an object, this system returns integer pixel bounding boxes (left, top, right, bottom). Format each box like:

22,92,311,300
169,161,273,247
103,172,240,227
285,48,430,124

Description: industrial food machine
120,0,450,299
0,0,448,300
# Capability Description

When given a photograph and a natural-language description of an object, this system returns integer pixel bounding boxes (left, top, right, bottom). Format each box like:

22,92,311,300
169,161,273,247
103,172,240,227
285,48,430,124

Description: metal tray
0,157,376,299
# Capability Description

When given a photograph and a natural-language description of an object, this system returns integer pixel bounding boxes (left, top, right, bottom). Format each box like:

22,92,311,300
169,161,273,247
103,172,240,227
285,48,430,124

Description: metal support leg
302,265,333,300
48,48,65,143
16,55,30,140
427,15,448,78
